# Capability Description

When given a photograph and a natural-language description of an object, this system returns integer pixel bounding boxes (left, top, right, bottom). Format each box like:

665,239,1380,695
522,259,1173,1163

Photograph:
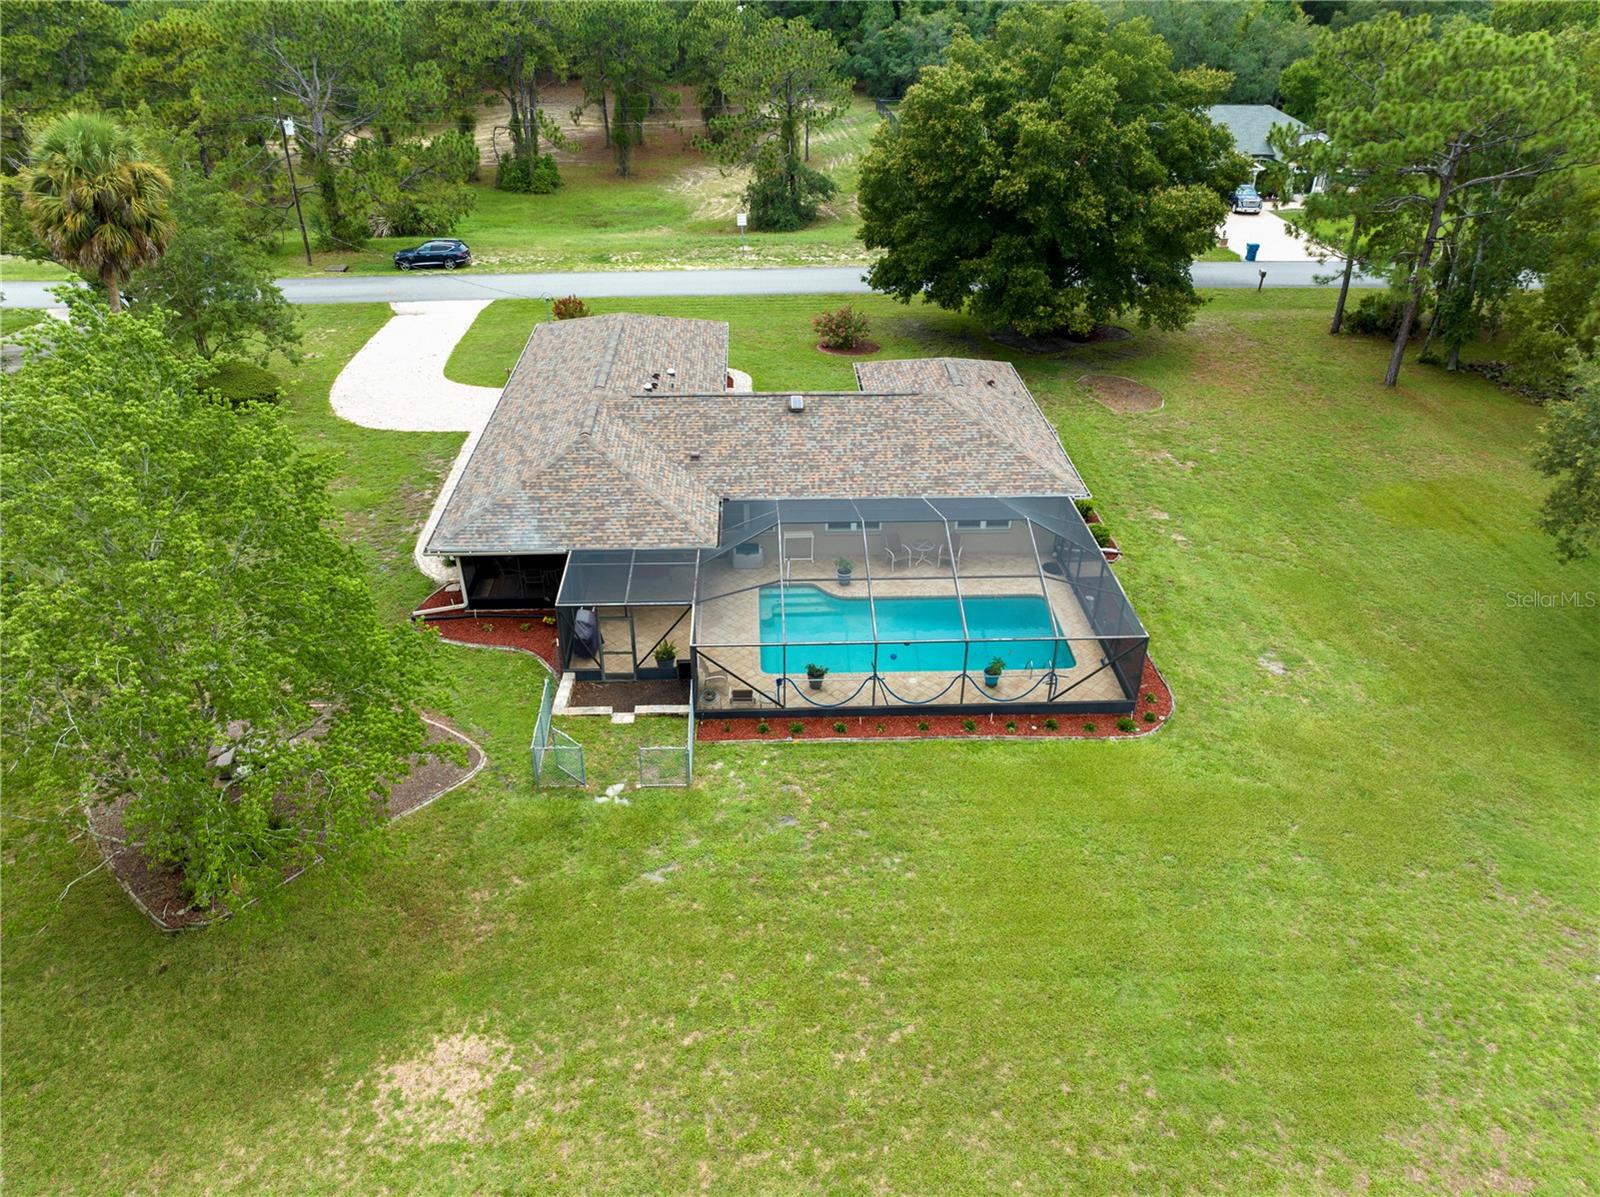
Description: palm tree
20,113,174,312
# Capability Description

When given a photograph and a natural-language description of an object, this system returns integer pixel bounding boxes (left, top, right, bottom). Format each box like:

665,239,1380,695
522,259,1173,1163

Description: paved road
0,259,1374,308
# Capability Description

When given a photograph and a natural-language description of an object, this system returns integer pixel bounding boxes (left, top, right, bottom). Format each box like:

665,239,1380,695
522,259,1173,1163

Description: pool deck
693,550,1132,709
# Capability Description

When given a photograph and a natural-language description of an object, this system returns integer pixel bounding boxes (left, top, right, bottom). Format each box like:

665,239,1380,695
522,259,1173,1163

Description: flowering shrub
552,295,590,320
813,305,870,350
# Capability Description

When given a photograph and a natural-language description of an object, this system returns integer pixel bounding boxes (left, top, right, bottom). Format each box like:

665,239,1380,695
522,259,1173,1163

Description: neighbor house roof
426,314,1087,555
1206,104,1306,159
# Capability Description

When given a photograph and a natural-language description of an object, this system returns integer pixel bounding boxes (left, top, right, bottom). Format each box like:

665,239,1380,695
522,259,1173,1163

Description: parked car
1232,185,1262,215
393,239,472,270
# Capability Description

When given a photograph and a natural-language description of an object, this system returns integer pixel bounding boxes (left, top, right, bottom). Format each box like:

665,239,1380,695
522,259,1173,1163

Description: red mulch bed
816,340,881,356
420,610,560,671
696,657,1173,742
89,717,483,931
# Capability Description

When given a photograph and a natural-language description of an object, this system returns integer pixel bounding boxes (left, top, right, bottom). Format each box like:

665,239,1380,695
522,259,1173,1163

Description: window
824,520,882,532
954,518,1012,531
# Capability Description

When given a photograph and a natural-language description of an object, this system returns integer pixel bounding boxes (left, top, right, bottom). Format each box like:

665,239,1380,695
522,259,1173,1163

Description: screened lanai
671,496,1146,715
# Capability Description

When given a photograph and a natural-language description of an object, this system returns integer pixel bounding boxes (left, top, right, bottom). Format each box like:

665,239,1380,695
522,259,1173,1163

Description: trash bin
1245,243,1260,262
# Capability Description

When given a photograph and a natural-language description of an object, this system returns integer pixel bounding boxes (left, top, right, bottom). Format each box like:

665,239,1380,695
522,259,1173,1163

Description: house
425,314,1149,716
1207,103,1324,190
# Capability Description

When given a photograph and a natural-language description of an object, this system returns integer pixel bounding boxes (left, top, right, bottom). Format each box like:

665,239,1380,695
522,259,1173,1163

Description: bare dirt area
469,84,702,171
89,717,484,931
570,678,690,711
817,340,881,356
1078,373,1165,414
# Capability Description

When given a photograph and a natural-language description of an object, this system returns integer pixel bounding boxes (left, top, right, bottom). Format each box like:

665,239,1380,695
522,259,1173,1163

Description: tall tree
1102,0,1316,106
564,1,680,178
205,0,451,247
0,0,124,167
0,293,438,907
428,0,569,193
127,137,299,363
1299,13,1598,386
682,0,752,131
1533,357,1600,561
846,9,959,103
111,7,228,176
19,112,174,313
858,2,1248,336
711,15,852,230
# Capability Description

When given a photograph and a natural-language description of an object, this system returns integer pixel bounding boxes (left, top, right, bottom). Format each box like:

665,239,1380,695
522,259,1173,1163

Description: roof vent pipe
788,394,805,413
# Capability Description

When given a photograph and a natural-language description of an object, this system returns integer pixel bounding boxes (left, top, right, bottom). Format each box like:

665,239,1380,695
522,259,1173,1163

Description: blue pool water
758,585,1076,674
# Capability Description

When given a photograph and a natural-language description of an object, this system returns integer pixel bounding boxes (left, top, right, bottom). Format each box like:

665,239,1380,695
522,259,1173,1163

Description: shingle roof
1206,104,1306,159
426,314,1088,555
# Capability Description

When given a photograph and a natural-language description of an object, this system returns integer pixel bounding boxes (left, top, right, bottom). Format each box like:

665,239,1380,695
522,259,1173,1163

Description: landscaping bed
420,609,560,671
816,340,881,356
696,657,1172,742
88,717,484,931
1078,373,1164,414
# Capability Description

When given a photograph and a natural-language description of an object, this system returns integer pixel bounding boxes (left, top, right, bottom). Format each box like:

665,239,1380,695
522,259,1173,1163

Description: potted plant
835,556,854,586
983,657,1006,688
654,640,678,668
805,662,828,691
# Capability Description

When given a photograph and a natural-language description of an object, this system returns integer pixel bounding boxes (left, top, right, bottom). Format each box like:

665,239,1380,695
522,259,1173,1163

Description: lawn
265,95,884,278
2,290,1596,1194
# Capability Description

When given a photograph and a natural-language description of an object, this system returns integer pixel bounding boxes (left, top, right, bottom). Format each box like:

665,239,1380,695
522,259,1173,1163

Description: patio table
907,540,938,566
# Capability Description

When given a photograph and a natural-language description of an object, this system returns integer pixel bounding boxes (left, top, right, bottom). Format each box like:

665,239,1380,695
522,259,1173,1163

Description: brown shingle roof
427,315,1088,555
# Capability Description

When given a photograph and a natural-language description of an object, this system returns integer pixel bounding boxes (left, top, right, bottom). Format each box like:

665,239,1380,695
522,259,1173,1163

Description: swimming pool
758,585,1076,674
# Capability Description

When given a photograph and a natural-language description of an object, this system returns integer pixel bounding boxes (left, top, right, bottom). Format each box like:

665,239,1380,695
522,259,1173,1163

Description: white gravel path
330,301,501,583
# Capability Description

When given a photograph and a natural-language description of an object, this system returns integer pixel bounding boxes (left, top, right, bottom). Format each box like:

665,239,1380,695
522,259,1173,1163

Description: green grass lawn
0,255,74,282
1280,208,1355,253
0,306,45,336
266,98,884,277
3,290,1596,1194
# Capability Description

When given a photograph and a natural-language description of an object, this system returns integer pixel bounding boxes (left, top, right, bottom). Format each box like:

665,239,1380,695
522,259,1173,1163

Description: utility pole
275,101,313,266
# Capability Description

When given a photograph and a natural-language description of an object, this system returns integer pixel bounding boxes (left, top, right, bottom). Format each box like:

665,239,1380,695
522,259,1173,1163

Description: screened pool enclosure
555,496,1149,716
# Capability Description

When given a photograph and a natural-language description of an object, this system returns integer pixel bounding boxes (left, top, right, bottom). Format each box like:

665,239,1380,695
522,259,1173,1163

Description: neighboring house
425,314,1149,716
1207,103,1324,192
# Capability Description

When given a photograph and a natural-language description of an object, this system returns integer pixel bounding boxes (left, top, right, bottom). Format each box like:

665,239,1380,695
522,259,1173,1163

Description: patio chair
883,530,912,573
938,532,964,569
698,670,729,705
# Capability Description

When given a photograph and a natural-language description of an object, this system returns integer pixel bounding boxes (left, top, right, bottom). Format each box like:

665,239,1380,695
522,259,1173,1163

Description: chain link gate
530,678,585,787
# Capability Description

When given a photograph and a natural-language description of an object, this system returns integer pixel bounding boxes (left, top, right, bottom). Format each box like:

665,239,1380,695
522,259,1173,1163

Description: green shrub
1044,718,1058,730
756,722,770,734
832,721,847,733
551,295,590,320
1344,291,1409,339
788,721,804,736
1116,716,1137,732
962,718,977,732
496,152,561,194
876,722,885,733
200,360,283,406
1143,710,1158,723
1082,722,1096,733
1004,720,1017,732
1074,498,1096,519
916,720,929,731
1090,522,1114,548
1144,692,1156,705
813,305,870,350
744,145,836,231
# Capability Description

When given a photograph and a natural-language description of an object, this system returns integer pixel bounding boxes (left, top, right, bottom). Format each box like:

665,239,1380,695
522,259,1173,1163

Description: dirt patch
89,717,483,931
696,657,1174,742
990,325,1132,354
570,678,689,711
369,1032,515,1146
1079,374,1164,414
816,340,881,357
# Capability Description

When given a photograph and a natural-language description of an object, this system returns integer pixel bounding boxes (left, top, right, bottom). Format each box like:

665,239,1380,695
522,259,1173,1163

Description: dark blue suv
393,239,472,270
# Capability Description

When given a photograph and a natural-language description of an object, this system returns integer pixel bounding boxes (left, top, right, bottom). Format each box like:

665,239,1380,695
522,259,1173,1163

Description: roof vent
666,367,677,378
788,394,805,413
687,450,701,462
